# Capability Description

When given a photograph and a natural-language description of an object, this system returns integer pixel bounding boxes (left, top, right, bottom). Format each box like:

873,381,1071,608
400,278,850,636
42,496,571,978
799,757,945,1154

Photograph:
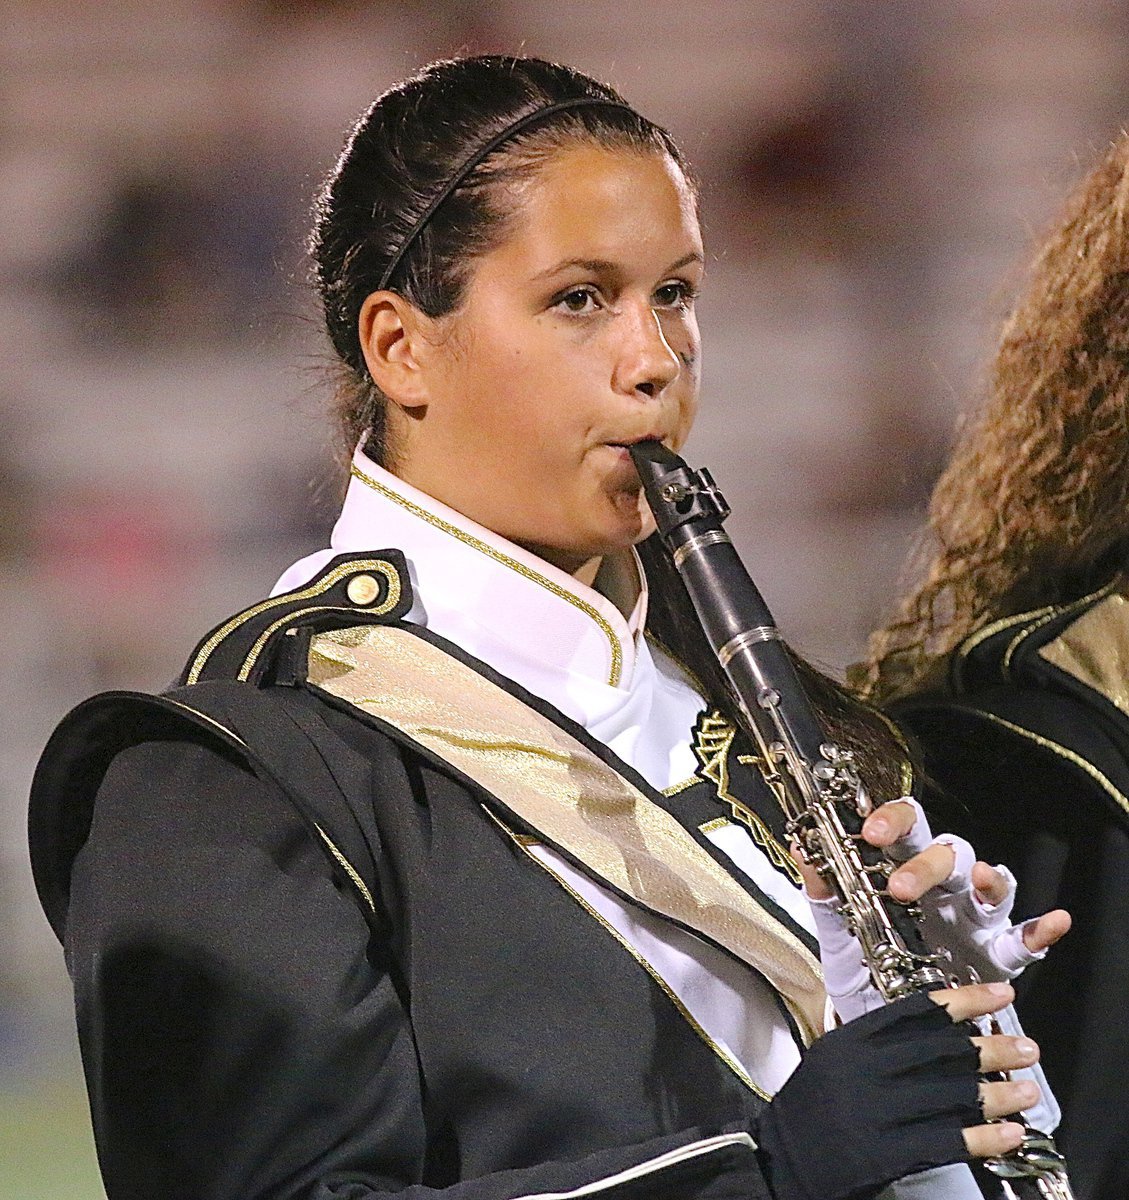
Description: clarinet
629,440,1073,1200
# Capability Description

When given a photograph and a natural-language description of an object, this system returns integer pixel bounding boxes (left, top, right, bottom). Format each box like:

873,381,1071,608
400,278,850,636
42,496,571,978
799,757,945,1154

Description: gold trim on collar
943,704,1129,818
958,603,1063,668
186,557,401,685
351,463,624,688
955,578,1120,684
309,623,826,1042
1037,586,1129,723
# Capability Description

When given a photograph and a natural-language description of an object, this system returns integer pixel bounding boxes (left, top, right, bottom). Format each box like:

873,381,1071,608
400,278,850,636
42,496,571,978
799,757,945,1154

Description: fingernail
1016,1038,1038,1061
987,982,1012,997
1000,1122,1026,1148
869,816,889,836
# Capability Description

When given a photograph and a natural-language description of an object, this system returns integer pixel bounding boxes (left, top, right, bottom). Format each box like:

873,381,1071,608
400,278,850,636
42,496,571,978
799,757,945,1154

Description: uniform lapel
307,622,826,1044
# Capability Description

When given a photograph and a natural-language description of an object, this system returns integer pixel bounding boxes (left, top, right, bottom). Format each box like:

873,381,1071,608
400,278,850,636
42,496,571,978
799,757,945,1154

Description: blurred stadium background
3,2,1128,1194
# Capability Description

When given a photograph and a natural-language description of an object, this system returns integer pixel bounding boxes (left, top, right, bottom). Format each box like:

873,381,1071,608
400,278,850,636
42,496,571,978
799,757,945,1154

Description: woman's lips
605,434,665,454
603,438,662,484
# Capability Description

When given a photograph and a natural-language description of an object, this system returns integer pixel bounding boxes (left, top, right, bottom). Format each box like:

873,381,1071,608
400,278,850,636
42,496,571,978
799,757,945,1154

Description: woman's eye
654,281,697,309
553,286,600,314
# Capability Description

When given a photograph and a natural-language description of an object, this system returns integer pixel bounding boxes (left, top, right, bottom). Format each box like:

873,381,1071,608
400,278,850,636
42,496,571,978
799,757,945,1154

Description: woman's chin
614,489,655,545
601,502,648,552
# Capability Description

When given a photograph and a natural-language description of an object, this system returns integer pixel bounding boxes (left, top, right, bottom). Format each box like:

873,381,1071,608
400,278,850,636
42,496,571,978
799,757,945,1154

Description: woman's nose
613,305,681,398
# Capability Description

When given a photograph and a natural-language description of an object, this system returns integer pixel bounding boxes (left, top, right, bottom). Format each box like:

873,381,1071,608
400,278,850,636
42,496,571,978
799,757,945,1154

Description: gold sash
308,624,826,1043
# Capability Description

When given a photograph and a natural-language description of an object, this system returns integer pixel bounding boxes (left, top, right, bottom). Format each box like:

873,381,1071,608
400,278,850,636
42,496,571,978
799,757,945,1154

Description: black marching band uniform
31,455,995,1200
894,575,1129,1200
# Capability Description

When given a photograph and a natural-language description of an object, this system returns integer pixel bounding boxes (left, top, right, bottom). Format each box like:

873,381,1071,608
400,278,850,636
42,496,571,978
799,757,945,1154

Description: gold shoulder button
347,573,382,606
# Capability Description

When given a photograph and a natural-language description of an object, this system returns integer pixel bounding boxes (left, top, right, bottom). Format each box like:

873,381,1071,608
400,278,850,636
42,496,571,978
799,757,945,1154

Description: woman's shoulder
30,551,421,946
941,573,1124,699
891,573,1129,829
178,549,413,688
904,571,1129,744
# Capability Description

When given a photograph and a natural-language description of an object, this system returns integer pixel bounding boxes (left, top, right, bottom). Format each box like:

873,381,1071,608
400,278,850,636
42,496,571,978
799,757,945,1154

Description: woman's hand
755,984,1012,1200
801,798,1071,992
801,796,1068,1139
861,799,1071,959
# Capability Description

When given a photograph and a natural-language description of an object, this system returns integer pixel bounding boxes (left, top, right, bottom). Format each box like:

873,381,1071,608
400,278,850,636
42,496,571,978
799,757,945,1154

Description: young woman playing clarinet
30,55,1067,1200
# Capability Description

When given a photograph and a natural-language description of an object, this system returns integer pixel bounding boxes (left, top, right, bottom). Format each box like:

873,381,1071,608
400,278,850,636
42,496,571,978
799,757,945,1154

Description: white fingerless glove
806,798,1060,1132
883,798,1046,983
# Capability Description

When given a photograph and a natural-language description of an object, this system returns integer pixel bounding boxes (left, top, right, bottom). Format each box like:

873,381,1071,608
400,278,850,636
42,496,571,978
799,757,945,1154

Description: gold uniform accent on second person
942,704,1129,819
307,623,827,1044
351,462,625,687
1038,583,1129,723
953,576,1118,682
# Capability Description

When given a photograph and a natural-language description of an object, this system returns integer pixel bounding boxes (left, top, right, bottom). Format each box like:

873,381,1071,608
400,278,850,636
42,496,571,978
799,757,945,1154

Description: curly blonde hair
862,130,1129,703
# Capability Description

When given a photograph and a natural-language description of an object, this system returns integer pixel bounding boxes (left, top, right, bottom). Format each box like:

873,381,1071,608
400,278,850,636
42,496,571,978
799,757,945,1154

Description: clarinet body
629,440,1073,1200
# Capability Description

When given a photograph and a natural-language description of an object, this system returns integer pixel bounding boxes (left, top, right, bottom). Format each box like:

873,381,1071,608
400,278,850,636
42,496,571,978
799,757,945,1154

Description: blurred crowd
4,1,1129,1194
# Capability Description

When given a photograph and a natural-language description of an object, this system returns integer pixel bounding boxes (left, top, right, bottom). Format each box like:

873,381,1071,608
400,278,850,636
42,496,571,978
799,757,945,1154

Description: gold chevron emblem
691,712,802,885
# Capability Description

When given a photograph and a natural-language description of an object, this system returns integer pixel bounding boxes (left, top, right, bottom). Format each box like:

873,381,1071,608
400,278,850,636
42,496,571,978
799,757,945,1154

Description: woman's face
387,143,704,576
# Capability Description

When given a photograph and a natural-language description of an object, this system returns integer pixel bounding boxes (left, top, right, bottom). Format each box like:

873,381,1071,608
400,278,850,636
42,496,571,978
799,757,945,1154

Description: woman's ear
358,291,432,411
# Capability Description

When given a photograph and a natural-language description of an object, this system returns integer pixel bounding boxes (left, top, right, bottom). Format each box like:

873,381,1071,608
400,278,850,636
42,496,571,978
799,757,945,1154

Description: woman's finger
979,1078,1042,1121
963,1122,1026,1159
971,1033,1039,1074
887,842,957,902
792,843,832,900
860,799,918,847
970,860,1010,906
1021,909,1072,954
930,980,1013,1022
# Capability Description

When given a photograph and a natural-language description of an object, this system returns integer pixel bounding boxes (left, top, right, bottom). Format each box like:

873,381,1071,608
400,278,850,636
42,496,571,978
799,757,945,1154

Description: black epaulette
30,551,414,944
178,551,413,687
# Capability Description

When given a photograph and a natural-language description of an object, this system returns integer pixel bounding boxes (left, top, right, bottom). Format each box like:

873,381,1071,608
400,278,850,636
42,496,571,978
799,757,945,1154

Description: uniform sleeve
66,734,770,1200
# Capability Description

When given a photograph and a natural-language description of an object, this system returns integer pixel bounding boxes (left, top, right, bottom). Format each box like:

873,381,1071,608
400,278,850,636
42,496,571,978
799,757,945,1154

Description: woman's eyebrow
666,251,705,273
532,257,620,281
532,251,704,282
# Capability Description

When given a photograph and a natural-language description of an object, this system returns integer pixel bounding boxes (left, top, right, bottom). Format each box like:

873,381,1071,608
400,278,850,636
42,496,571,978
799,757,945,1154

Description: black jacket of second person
893,575,1129,1200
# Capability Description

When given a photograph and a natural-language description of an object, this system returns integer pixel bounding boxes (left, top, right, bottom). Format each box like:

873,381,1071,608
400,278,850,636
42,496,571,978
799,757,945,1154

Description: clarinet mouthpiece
628,441,730,537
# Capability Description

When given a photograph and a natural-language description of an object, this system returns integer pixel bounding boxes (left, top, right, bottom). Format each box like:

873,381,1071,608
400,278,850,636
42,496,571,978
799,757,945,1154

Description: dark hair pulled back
311,54,689,466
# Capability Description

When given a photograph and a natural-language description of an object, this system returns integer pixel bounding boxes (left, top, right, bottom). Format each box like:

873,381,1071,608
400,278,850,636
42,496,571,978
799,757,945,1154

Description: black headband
376,96,638,291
